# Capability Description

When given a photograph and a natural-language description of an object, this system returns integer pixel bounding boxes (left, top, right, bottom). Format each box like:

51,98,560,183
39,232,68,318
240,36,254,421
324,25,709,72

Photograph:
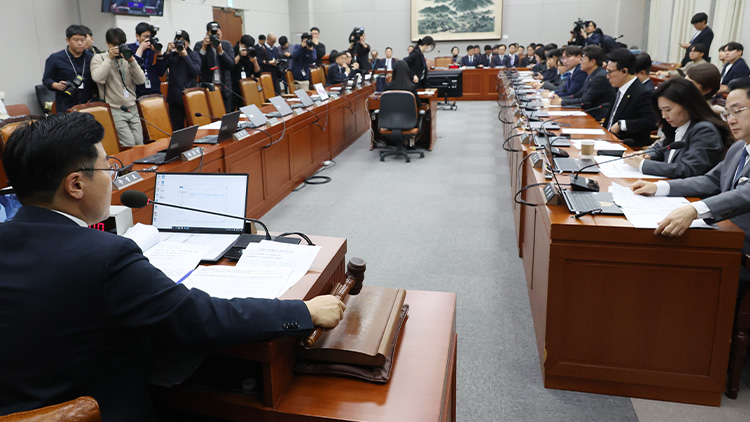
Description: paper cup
581,140,595,156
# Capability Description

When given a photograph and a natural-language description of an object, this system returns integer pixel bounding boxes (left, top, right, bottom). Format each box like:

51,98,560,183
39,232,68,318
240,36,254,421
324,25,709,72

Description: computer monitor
426,70,463,98
0,188,21,223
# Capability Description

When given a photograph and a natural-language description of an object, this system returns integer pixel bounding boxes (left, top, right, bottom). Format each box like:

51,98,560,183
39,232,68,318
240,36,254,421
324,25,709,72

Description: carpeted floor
261,101,750,421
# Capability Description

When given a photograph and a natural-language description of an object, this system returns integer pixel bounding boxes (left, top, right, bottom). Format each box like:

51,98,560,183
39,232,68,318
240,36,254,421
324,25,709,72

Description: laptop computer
529,121,560,130
151,172,249,262
194,111,241,144
0,187,21,223
553,157,600,173
561,190,624,215
292,89,315,108
313,83,330,101
239,104,269,128
133,125,199,165
266,96,294,118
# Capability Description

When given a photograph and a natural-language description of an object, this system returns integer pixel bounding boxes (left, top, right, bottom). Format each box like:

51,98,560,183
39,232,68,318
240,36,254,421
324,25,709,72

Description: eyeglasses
76,160,121,182
721,106,749,121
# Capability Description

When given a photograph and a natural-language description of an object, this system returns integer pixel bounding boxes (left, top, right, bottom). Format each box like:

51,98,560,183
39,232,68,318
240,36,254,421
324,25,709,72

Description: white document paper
236,240,321,295
198,121,223,130
159,232,240,262
570,140,627,151
123,223,161,252
561,128,606,135
594,156,668,179
144,242,213,282
610,183,713,229
546,111,588,117
181,265,294,299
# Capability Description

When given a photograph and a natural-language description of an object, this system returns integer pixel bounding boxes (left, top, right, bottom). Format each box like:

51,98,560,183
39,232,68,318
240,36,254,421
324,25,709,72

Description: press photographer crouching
91,28,147,147
194,21,235,112
42,25,95,113
165,30,201,130
128,22,167,97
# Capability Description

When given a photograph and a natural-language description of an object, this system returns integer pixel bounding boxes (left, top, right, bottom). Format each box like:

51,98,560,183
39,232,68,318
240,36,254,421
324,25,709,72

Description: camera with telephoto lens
572,18,586,34
305,39,314,48
147,25,162,50
118,44,132,59
209,23,220,47
63,75,84,96
349,27,364,44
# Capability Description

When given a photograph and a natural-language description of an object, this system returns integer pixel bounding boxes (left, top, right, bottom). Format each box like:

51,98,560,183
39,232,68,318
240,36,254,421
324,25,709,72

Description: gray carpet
260,101,639,421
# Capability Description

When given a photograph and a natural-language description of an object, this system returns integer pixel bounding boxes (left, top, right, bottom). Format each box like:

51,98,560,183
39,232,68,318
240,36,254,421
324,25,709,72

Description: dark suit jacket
721,58,750,85
491,55,504,68
193,40,235,87
460,54,477,67
503,54,519,67
327,63,349,85
668,140,750,254
681,26,714,66
641,78,655,92
603,78,657,147
0,206,313,421
404,49,428,88
641,120,725,178
561,66,616,120
478,54,494,67
554,65,587,98
375,57,398,70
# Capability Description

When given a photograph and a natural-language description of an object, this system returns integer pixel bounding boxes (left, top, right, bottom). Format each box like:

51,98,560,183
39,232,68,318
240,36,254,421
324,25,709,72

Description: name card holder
112,171,144,190
267,118,281,127
181,146,204,161
233,129,251,141
530,151,544,169
543,182,563,205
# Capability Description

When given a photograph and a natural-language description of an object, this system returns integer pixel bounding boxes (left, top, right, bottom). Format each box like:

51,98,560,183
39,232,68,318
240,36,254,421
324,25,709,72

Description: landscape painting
411,0,503,41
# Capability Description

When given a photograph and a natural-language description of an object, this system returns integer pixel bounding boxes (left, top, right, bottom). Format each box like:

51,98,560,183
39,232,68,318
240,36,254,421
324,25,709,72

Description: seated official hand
630,180,657,196
530,81,543,89
623,153,649,168
609,122,621,135
655,204,698,237
412,75,419,84
549,94,561,105
304,295,346,328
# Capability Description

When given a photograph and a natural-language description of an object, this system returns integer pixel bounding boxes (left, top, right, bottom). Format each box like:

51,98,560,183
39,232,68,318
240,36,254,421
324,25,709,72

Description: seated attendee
530,47,547,75
384,60,422,107
404,45,414,60
450,46,460,64
473,45,481,58
517,45,527,66
624,78,731,178
520,45,534,67
504,43,519,67
635,52,655,91
376,47,398,71
0,112,346,420
534,48,562,89
370,50,379,69
630,77,750,288
497,44,507,59
683,43,709,72
686,62,721,100
719,42,750,94
460,45,477,67
552,45,587,97
557,45,615,120
603,49,657,147
326,50,350,85
479,45,494,68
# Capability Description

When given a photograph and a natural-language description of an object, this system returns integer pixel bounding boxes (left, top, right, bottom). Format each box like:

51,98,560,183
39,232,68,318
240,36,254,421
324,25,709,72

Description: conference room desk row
498,74,743,406
111,83,375,221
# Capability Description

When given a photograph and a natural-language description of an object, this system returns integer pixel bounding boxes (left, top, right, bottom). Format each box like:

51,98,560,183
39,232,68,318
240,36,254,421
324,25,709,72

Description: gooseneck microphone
570,141,686,192
120,190,272,240
119,106,172,139
536,103,611,132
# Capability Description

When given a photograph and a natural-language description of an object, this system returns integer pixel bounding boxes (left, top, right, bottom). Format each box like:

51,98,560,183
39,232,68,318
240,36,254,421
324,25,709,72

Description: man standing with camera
128,22,167,97
291,32,317,91
310,27,326,68
348,28,371,71
42,25,95,113
165,30,201,130
194,21,235,113
232,35,261,101
90,28,147,147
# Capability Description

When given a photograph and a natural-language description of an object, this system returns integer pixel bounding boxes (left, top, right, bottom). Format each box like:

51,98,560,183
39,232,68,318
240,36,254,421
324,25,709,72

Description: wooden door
212,7,243,47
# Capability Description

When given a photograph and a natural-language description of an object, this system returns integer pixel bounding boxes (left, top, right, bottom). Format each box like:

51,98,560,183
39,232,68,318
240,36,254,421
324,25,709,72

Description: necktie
607,90,621,130
734,147,749,187
470,56,473,64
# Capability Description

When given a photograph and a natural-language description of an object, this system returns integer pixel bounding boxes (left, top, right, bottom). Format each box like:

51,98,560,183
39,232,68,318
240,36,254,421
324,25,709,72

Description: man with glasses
42,25,95,112
0,112,346,420
631,77,750,286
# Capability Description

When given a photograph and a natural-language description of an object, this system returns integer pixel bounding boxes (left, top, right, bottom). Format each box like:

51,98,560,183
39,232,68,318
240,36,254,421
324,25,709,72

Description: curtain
668,0,697,63
647,0,665,61
711,0,745,66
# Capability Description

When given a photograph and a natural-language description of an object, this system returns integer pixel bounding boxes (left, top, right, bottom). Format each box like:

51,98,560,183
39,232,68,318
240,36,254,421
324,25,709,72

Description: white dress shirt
613,76,637,131
51,210,88,227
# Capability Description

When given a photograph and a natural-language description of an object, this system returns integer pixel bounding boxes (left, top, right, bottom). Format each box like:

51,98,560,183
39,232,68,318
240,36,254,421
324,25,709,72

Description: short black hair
528,43,536,49
301,32,312,41
240,35,255,47
258,34,266,41
728,77,750,99
544,43,558,51
690,43,708,55
484,44,492,51
3,113,103,204
105,28,127,45
80,25,93,37
546,48,562,60
310,26,320,33
206,21,220,32
135,22,153,36
582,45,604,67
607,48,636,74
563,45,583,57
585,20,597,28
175,29,190,44
726,42,744,52
65,25,86,39
466,45,473,52
691,12,708,24
509,43,518,48
498,43,506,48
634,52,652,74
279,36,288,46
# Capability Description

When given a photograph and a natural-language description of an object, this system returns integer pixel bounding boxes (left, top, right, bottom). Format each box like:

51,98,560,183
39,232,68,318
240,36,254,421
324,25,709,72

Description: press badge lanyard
115,59,134,99
65,48,86,88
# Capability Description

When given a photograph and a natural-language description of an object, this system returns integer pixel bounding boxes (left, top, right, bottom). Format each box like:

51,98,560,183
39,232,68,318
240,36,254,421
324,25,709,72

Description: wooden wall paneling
261,134,291,202
329,106,346,157
288,121,313,181
225,147,265,218
310,106,331,162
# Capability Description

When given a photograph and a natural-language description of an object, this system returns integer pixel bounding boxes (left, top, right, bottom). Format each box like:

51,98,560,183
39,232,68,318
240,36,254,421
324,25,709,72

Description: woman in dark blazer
384,60,422,107
450,46,460,64
404,36,435,88
624,78,732,179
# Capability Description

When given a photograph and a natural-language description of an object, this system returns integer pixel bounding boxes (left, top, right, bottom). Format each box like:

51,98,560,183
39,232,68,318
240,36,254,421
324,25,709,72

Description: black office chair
375,91,425,163
35,84,56,115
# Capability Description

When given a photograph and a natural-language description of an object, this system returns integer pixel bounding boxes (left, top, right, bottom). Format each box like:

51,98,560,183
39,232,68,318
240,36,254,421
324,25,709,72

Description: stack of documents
610,184,713,229
561,128,606,135
546,111,588,117
594,155,667,179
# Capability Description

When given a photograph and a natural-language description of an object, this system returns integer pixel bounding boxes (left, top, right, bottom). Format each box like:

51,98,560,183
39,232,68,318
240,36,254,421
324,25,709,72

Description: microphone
570,141,687,192
214,82,250,105
194,112,223,119
119,106,171,139
535,103,610,131
120,190,272,240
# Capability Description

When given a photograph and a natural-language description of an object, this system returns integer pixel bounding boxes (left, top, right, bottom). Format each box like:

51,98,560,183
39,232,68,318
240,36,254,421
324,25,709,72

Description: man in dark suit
460,45,477,67
680,12,714,66
551,46,588,99
327,51,350,85
375,47,398,71
479,44,494,68
631,77,750,285
503,43,520,67
0,113,345,421
719,42,750,95
603,49,657,147
194,21,235,112
635,52,655,91
558,45,616,120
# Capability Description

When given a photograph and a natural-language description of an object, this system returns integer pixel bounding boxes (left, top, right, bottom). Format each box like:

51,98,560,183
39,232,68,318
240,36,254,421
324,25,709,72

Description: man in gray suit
631,77,750,281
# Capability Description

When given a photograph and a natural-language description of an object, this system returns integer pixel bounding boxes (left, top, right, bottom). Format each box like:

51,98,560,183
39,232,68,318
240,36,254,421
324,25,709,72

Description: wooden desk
367,90,438,151
499,74,743,406
277,290,457,422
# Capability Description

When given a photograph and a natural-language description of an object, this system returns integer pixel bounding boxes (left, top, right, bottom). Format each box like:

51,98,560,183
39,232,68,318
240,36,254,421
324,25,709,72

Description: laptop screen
240,105,268,127
269,96,294,116
0,188,21,223
314,83,329,100
294,89,314,106
152,173,248,233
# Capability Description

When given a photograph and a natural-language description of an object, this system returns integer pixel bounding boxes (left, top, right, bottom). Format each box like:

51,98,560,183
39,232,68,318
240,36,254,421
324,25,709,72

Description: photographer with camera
310,27,326,67
348,27,371,71
42,25,95,113
232,35,262,97
291,32,317,91
90,28,147,147
127,22,167,97
194,21,235,112
164,30,201,130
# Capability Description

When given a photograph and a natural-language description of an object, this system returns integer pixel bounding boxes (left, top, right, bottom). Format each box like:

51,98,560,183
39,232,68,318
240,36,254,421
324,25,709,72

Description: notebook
292,89,315,108
266,96,294,118
133,125,199,165
194,111,241,144
313,83,330,101
239,104,269,128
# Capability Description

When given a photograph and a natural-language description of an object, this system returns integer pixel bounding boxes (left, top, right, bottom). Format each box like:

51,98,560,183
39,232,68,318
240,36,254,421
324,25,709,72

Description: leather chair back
321,64,329,78
434,57,453,67
68,102,121,155
0,396,100,422
182,87,211,126
160,81,168,98
136,94,173,141
260,73,276,100
285,71,295,94
204,84,226,120
310,68,323,86
378,91,418,131
5,104,31,118
239,79,264,108
35,84,55,114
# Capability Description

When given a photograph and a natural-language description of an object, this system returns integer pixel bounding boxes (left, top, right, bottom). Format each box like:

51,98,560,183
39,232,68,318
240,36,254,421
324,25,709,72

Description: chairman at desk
0,113,346,421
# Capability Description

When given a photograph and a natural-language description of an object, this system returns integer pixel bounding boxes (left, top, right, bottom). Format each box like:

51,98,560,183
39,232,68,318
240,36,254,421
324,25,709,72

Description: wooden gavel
303,257,366,348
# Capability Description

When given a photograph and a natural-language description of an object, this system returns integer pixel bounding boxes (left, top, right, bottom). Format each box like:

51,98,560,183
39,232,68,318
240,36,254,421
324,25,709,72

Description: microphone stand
119,106,172,139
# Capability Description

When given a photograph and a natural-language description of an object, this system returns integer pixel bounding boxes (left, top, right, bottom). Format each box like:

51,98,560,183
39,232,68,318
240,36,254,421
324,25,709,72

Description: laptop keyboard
563,190,600,211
